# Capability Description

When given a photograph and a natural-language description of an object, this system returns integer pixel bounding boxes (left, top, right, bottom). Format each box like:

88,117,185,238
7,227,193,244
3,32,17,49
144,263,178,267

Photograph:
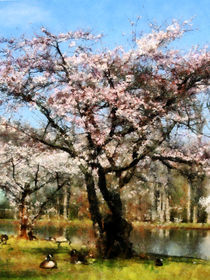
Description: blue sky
0,0,209,49
0,0,209,132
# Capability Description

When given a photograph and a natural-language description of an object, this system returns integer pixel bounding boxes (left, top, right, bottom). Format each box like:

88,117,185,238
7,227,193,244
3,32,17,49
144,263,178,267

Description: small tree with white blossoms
0,20,209,256
0,124,77,239
199,195,210,222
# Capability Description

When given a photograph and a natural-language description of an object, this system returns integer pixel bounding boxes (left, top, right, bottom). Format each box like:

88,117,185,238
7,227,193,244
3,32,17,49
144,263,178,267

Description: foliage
0,19,209,255
0,21,208,175
0,127,76,236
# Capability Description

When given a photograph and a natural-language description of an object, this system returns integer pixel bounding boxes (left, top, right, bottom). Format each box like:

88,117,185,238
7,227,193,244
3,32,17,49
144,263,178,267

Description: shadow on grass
21,246,70,256
0,270,41,279
145,253,209,264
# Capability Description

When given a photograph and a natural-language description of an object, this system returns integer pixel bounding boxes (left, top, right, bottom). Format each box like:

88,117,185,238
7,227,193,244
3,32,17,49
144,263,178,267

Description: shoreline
0,218,209,230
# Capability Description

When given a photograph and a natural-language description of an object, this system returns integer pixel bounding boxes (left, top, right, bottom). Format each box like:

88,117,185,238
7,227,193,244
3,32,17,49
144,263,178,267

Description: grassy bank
0,238,209,280
1,218,210,230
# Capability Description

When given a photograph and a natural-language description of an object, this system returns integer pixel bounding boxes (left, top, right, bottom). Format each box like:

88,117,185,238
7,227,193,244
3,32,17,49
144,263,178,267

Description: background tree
158,138,209,223
0,189,14,219
0,124,75,239
0,21,209,257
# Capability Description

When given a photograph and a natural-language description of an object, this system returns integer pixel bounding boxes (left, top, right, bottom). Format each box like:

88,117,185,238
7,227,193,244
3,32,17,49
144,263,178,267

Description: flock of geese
40,235,90,268
0,233,163,269
39,249,90,269
39,235,163,269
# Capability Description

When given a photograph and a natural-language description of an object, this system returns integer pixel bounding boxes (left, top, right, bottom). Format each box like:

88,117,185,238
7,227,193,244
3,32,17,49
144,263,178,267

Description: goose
155,258,163,266
50,236,71,248
0,234,8,245
28,230,37,241
70,249,88,264
39,254,57,269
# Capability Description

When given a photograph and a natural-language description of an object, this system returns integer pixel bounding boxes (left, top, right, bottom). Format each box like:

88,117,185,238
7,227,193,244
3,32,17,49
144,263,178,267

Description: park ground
0,232,209,280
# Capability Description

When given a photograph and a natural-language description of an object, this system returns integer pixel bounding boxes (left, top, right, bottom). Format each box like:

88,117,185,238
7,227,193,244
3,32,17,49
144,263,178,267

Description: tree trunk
58,191,63,215
159,191,164,223
186,182,191,223
193,205,198,223
165,196,170,223
82,165,134,258
18,199,29,239
97,166,133,258
83,169,105,256
63,185,70,219
150,183,156,222
162,184,170,223
155,184,162,222
56,194,62,215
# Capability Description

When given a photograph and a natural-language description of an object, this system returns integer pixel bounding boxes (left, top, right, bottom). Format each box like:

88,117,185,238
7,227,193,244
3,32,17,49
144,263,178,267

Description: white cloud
0,2,52,28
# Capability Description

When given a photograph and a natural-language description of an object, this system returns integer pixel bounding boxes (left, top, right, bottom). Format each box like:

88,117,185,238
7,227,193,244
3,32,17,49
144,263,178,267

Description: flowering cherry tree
0,124,75,239
0,21,209,256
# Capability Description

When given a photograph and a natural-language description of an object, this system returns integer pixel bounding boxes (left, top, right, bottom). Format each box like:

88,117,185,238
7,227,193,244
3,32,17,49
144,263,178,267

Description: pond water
0,221,209,260
130,227,210,260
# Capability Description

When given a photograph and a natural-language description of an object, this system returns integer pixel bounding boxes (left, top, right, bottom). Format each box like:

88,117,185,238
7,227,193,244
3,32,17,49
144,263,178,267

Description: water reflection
0,222,18,235
34,224,95,245
0,222,209,259
130,228,210,260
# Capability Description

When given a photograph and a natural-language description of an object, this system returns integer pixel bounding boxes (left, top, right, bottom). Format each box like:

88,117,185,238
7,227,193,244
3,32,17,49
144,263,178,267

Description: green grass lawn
0,238,209,280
